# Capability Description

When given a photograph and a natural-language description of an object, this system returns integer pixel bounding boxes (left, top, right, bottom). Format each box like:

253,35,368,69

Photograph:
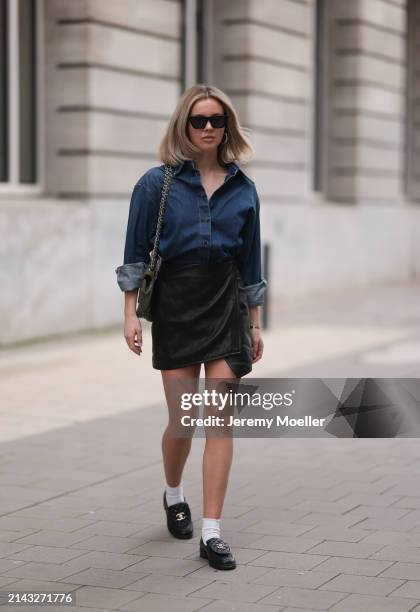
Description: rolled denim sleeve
115,173,159,292
236,187,267,307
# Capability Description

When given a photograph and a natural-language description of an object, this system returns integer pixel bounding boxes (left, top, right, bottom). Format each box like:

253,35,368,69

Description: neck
192,151,225,174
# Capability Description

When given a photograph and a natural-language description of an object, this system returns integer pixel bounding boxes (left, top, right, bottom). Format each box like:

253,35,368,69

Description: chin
197,143,219,152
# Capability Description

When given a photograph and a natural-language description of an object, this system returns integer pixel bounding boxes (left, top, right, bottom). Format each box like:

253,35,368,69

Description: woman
116,84,267,570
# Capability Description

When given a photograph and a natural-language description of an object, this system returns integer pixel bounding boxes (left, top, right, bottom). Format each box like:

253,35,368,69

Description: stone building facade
1,0,419,344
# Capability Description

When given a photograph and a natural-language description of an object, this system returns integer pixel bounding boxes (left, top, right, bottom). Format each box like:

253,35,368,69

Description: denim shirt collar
173,159,242,179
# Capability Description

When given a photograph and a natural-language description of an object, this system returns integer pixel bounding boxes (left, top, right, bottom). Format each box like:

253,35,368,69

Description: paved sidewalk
1,283,420,611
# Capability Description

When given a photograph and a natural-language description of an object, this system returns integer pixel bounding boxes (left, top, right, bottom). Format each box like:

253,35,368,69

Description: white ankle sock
202,517,221,544
165,480,185,506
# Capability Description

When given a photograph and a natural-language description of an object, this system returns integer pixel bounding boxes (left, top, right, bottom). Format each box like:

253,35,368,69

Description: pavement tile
281,608,335,612
258,586,347,609
63,551,148,571
187,579,279,603
389,581,420,599
0,485,58,502
120,573,215,596
287,500,367,515
371,545,420,563
70,535,150,554
0,528,40,542
119,592,213,612
246,535,324,553
352,517,419,532
1,561,89,582
0,542,32,557
318,573,404,596
293,526,368,543
71,585,144,609
304,541,383,558
312,556,393,576
324,493,403,508
379,562,420,581
341,506,410,520
251,568,341,588
11,531,93,548
329,593,420,612
10,506,92,519
7,545,90,564
0,516,95,532
0,578,79,592
393,497,420,510
238,508,310,523
239,521,314,538
61,568,143,588
0,575,20,587
70,521,146,538
249,551,329,570
122,555,207,577
0,559,28,572
122,540,198,559
360,530,420,547
294,513,369,529
182,600,282,612
77,507,162,523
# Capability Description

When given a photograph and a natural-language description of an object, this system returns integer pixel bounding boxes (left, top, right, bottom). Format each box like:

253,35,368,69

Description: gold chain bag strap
136,164,173,321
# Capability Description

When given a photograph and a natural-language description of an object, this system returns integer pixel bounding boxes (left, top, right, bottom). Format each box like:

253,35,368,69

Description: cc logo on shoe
176,512,186,520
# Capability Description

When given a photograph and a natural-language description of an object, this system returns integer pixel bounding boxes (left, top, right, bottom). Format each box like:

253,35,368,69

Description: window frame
180,0,214,92
0,0,45,195
312,0,330,197
405,0,419,201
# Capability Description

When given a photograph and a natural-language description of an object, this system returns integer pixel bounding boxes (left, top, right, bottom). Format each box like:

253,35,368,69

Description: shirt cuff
115,262,147,291
243,278,267,307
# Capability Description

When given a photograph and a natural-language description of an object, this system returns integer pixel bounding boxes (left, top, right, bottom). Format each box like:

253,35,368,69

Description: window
312,0,329,194
181,0,213,92
405,0,420,201
0,0,43,192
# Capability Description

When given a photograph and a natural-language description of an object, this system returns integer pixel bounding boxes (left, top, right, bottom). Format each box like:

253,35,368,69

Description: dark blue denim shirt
115,158,267,307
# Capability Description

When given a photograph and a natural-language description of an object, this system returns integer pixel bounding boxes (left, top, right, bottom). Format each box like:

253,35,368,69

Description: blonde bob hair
159,84,255,167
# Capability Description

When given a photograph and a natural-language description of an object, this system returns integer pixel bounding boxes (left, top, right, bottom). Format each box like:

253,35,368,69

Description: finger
134,331,142,349
129,335,141,354
252,340,262,362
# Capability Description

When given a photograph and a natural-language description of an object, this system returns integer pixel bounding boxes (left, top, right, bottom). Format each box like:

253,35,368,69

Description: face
187,98,226,153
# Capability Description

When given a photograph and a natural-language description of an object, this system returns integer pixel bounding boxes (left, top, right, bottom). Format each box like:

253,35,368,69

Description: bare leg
161,363,201,486
202,358,237,518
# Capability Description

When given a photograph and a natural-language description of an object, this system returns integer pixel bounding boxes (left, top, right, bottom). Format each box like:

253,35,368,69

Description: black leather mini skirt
151,258,252,378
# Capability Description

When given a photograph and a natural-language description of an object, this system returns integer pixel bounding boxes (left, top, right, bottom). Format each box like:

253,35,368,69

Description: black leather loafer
199,536,236,570
163,491,193,539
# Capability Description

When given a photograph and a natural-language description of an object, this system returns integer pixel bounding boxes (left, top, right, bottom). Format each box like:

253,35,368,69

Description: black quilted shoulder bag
136,164,173,321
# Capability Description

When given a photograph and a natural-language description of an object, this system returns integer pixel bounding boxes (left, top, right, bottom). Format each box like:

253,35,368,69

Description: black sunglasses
188,114,227,129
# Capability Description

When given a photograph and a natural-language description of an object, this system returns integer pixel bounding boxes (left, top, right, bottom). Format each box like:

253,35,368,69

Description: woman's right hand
124,314,142,355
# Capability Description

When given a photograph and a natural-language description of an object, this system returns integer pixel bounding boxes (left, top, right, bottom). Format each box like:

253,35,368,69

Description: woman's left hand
250,328,264,362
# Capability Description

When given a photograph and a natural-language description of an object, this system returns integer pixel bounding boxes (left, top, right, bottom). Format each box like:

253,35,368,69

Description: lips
203,137,215,141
